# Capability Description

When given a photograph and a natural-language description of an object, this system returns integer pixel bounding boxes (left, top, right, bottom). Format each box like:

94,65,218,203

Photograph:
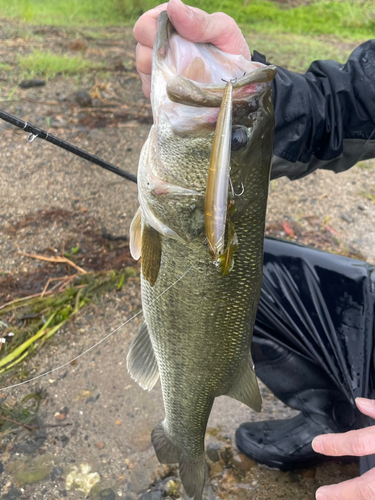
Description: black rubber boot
237,237,375,472
236,337,361,470
236,414,329,470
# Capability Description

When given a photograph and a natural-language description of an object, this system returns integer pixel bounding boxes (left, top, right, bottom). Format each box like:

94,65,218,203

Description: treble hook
221,77,238,84
234,182,245,197
229,178,245,197
229,177,235,197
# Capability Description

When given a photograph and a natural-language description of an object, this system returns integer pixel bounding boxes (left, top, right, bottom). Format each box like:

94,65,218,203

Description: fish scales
128,11,276,499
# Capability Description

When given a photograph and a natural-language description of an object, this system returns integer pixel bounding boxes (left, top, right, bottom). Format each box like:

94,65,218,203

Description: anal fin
225,357,262,412
151,422,180,463
126,321,159,390
142,223,162,287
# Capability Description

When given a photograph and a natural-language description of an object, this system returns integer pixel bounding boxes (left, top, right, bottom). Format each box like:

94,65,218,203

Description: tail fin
151,422,206,500
180,454,206,500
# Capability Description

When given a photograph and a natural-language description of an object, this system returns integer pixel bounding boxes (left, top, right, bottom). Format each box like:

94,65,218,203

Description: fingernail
316,491,328,500
184,3,194,17
177,0,194,17
312,437,324,454
356,397,374,408
172,0,185,8
170,0,194,18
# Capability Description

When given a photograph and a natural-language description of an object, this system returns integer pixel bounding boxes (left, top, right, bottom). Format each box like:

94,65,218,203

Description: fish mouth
154,11,276,108
145,11,276,258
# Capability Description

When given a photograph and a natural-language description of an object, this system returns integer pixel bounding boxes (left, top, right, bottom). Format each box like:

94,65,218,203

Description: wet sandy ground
0,19,373,500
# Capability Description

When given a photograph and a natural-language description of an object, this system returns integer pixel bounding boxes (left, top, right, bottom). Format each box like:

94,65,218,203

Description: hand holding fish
312,398,375,500
134,0,250,98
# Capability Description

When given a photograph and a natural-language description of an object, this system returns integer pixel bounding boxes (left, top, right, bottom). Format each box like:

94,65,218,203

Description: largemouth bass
128,11,276,499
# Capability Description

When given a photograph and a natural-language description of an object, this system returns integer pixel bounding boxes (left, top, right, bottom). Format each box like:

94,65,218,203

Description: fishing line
0,265,193,392
364,125,375,148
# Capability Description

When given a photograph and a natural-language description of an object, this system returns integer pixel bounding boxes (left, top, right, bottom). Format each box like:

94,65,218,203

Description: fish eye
231,126,248,151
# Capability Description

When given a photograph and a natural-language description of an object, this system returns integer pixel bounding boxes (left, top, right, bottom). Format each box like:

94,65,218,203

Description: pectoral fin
129,207,142,260
225,357,262,412
142,223,162,287
126,321,159,390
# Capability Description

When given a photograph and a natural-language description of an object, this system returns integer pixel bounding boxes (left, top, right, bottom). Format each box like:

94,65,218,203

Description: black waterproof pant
253,237,375,472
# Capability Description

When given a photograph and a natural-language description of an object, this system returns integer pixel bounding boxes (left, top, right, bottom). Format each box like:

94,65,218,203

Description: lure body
205,80,234,260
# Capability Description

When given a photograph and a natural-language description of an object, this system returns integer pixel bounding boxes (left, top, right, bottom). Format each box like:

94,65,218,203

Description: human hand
133,0,250,98
312,397,375,500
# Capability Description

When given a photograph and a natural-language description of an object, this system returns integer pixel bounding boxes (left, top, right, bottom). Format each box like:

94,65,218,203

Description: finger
356,398,375,420
312,427,375,457
133,3,168,47
136,43,153,76
315,467,375,500
167,0,250,59
138,70,151,99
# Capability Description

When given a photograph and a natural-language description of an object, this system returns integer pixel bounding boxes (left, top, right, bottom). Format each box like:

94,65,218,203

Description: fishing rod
0,110,138,184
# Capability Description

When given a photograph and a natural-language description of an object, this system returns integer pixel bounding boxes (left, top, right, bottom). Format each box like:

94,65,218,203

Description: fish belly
141,203,265,499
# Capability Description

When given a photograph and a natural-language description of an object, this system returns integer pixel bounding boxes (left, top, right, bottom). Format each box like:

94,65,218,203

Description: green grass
0,0,373,40
0,393,41,438
357,161,375,171
18,50,99,78
246,31,355,71
0,0,130,25
230,0,374,39
0,268,138,379
360,188,375,203
0,62,12,72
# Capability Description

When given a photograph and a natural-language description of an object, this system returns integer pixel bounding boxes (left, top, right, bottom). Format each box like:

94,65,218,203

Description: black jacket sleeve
253,40,375,180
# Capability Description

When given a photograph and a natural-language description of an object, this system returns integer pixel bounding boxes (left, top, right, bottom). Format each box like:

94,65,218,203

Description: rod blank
0,110,137,184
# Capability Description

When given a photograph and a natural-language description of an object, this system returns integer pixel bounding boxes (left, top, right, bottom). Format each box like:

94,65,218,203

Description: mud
0,17,372,500
0,208,136,304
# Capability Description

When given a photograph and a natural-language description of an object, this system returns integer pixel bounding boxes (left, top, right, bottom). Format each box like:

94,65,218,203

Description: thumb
167,0,251,59
356,398,375,419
